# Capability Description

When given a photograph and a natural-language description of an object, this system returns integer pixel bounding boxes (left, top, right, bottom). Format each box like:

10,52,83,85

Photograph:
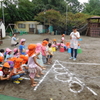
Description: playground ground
0,34,100,100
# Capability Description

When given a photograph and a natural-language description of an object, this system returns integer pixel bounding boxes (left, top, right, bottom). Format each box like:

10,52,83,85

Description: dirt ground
0,34,100,100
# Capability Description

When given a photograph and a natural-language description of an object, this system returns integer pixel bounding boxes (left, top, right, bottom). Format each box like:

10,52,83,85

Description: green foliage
83,0,100,15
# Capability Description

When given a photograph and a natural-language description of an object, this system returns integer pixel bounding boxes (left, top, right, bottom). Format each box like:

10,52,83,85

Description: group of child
0,28,80,87
0,36,65,87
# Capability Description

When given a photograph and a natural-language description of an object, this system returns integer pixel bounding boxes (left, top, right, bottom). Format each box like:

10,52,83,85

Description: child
47,43,53,64
36,43,46,70
11,33,19,46
52,39,58,50
60,41,67,50
0,62,11,81
41,40,48,64
20,55,28,72
13,48,19,57
19,39,26,55
5,48,13,61
28,44,43,87
61,34,65,41
0,49,4,57
0,56,4,64
11,58,25,84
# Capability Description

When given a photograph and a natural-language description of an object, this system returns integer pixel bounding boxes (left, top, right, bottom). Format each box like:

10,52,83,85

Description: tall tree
83,0,100,15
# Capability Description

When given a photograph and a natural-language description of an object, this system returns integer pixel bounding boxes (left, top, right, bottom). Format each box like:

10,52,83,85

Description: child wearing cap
13,48,20,57
52,39,58,50
61,34,65,41
41,40,48,64
19,39,26,55
28,44,44,87
0,62,11,80
11,58,25,84
36,43,46,70
5,48,13,61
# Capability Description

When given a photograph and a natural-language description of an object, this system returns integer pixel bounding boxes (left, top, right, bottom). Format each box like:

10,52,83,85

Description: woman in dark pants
69,27,80,61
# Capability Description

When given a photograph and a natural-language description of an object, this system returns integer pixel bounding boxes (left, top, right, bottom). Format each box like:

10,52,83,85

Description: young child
52,39,58,50
20,55,28,72
19,39,26,55
41,40,48,64
36,43,46,70
13,48,19,57
61,34,65,41
28,44,43,87
0,49,4,57
60,41,67,50
47,43,53,64
11,33,19,46
0,62,11,81
5,48,13,61
0,56,4,64
11,58,25,84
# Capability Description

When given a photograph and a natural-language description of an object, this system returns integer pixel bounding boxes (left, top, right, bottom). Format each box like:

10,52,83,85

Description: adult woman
69,27,80,61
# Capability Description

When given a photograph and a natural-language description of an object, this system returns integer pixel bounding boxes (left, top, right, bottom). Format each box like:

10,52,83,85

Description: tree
64,0,83,13
83,0,100,15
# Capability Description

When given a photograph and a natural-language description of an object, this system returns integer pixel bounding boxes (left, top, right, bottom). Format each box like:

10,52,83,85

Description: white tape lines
21,77,40,81
59,60,100,65
53,60,97,95
34,60,57,91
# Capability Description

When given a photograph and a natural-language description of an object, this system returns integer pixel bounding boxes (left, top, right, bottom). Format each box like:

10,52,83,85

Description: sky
78,0,89,3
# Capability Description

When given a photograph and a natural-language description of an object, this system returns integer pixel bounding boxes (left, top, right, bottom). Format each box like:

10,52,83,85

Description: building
0,20,6,39
14,21,43,34
86,16,100,37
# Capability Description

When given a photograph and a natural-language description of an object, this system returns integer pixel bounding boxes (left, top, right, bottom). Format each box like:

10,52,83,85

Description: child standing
36,43,46,70
61,34,65,41
47,43,53,64
41,40,48,64
19,39,26,55
28,44,43,87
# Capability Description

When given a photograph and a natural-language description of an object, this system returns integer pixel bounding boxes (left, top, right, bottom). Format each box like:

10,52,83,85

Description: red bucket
60,47,65,52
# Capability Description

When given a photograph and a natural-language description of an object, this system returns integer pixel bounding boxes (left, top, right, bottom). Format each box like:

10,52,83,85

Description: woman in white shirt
69,27,80,61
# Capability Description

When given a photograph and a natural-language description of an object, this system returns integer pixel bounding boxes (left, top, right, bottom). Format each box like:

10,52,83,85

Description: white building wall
0,23,6,38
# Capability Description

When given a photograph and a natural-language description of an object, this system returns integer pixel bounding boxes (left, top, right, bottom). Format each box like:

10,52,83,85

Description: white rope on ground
34,60,58,91
53,60,97,95
58,60,100,65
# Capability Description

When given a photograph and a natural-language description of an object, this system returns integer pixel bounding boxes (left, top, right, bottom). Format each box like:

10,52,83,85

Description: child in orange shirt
11,58,25,84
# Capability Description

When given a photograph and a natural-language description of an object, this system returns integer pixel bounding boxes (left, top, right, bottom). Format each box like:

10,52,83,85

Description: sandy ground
0,34,100,100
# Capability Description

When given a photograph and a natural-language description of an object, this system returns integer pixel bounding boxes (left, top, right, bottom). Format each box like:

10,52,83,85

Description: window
18,24,25,28
29,24,35,28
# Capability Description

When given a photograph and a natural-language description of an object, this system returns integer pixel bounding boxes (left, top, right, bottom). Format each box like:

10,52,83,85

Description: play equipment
60,47,65,52
77,48,82,54
52,47,56,52
68,48,71,53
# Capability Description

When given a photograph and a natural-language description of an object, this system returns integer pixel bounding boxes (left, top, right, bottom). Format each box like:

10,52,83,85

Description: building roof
87,16,100,20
